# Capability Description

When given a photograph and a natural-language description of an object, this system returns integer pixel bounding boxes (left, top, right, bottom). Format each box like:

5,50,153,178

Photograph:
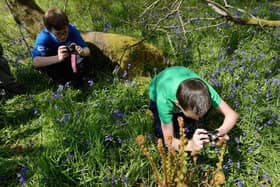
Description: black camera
66,44,76,53
207,130,219,142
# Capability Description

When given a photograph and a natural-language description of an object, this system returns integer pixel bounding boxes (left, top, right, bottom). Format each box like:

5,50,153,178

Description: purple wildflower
271,78,280,86
121,175,128,184
87,80,95,87
33,108,39,115
234,137,240,144
235,179,243,187
113,65,120,75
236,146,241,153
266,119,274,125
122,70,128,78
263,174,271,183
112,110,125,120
266,91,272,99
16,166,28,185
104,135,114,143
248,146,254,153
236,160,241,169
223,164,229,170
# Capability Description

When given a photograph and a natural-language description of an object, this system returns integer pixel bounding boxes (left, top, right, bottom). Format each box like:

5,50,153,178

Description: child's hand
57,45,69,62
188,129,209,151
216,134,229,146
74,44,85,56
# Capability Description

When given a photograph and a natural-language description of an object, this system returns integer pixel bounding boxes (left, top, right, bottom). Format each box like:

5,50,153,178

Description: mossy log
82,31,166,79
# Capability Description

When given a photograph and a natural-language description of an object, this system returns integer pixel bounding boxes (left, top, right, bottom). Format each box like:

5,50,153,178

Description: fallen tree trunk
82,32,166,79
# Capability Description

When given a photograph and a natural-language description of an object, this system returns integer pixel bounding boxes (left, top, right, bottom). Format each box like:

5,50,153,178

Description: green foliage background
0,0,279,186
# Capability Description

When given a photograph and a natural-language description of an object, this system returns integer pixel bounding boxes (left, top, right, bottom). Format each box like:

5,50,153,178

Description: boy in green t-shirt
149,66,238,152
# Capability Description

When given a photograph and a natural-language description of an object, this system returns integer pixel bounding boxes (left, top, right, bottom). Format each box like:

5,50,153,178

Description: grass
1,0,280,186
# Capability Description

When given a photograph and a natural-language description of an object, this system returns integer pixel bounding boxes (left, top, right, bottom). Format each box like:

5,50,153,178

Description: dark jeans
37,55,92,85
149,100,205,140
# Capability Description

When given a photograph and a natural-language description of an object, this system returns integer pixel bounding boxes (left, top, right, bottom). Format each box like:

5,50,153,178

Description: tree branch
206,0,280,27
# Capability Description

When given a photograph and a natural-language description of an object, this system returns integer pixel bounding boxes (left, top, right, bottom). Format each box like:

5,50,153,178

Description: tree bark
5,0,44,39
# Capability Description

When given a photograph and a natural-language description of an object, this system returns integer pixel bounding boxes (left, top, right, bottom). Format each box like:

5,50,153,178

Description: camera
66,43,76,53
207,130,219,142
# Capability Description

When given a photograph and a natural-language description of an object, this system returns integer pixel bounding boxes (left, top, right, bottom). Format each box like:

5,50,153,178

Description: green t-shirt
149,66,222,124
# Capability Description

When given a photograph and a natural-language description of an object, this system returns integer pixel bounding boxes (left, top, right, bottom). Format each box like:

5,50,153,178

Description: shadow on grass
0,144,44,186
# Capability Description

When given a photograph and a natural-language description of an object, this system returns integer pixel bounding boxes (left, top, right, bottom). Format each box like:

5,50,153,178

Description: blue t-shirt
32,24,87,58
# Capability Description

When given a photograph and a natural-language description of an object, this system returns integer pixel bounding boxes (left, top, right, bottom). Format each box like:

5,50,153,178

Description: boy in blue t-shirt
32,8,91,86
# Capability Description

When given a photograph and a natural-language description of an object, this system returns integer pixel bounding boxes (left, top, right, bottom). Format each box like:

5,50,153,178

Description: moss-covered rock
82,31,166,79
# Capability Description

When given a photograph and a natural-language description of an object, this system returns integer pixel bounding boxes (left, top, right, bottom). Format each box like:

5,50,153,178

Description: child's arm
161,122,209,151
216,100,239,136
33,45,69,67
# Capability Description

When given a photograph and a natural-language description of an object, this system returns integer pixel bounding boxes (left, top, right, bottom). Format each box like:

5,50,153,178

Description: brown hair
176,79,211,118
43,8,69,30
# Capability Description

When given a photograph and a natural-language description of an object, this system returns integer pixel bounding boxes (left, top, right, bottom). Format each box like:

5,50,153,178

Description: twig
139,0,161,18
63,0,68,13
5,0,32,57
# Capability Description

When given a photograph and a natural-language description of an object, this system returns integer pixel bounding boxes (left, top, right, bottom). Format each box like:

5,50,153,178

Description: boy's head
176,79,211,120
43,8,69,41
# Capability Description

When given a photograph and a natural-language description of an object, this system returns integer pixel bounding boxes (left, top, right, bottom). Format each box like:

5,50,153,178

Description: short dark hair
43,8,69,30
176,79,211,118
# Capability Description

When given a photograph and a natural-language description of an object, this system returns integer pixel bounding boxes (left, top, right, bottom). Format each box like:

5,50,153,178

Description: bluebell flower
122,70,128,78
267,119,274,125
248,146,254,152
17,174,27,185
234,137,240,144
235,179,243,187
117,137,123,144
33,108,39,115
113,65,120,75
271,78,280,86
112,175,118,187
104,135,114,143
234,101,240,108
236,160,241,169
121,175,128,184
266,91,272,99
227,158,233,165
263,174,271,183
112,110,125,120
236,146,241,153
17,166,28,185
223,164,229,170
87,80,95,87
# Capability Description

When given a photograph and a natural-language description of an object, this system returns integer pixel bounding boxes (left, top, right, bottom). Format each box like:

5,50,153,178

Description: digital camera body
207,130,219,142
66,43,76,53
